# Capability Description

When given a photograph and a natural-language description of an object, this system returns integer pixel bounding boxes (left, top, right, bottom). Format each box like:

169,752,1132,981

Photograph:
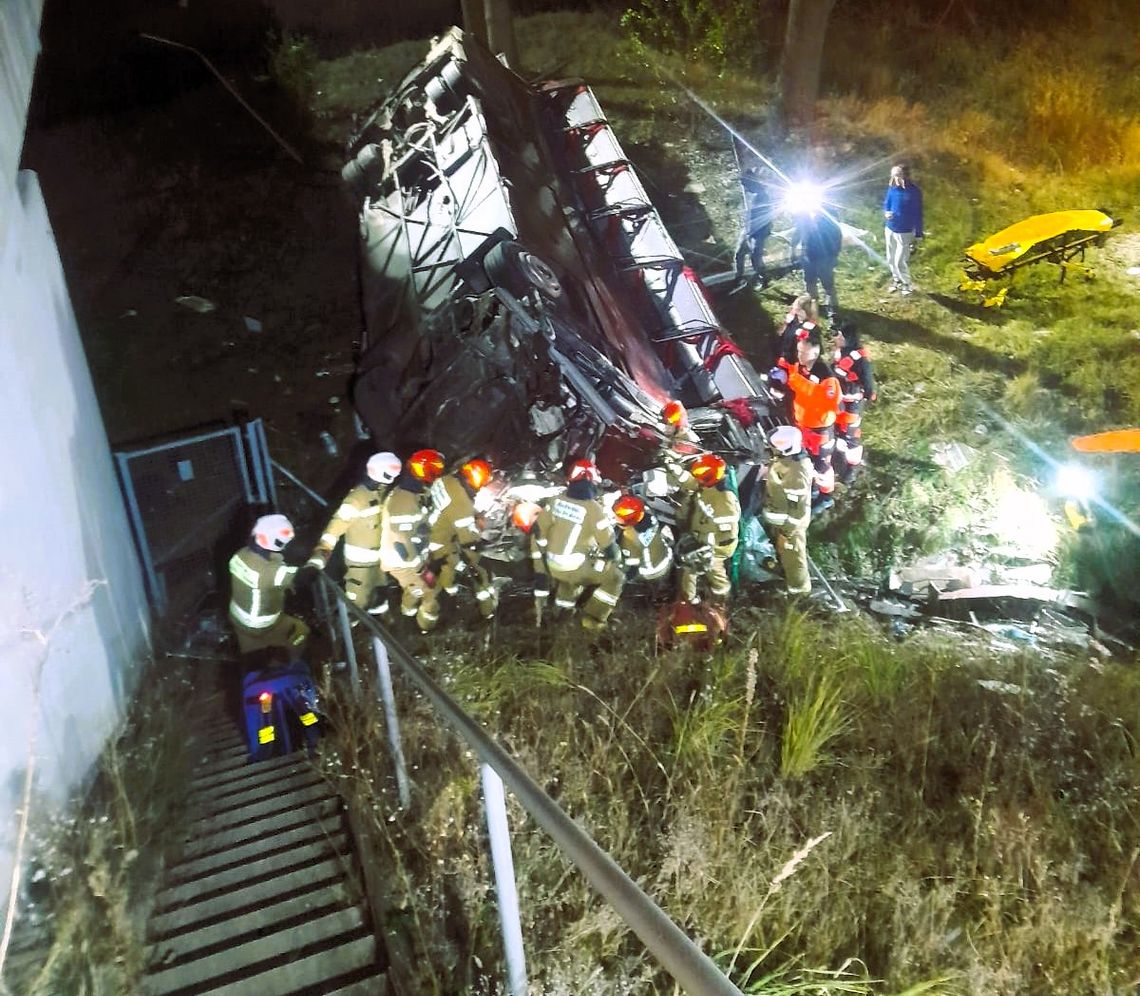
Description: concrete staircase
143,711,387,995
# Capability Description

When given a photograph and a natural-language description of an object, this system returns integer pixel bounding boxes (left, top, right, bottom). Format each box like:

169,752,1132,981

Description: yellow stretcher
959,209,1120,307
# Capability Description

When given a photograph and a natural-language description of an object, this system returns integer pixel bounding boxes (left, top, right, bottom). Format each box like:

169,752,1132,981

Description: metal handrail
317,575,742,996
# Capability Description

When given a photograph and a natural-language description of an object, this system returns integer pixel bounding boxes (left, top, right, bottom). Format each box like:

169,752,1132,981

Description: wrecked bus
342,28,778,517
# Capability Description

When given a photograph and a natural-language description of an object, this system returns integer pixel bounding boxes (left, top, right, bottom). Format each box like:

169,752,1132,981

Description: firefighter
228,514,309,662
831,324,876,485
380,449,435,621
418,457,497,631
773,336,841,512
531,459,625,630
676,453,741,605
306,451,402,615
762,426,813,595
613,494,674,584
774,293,820,364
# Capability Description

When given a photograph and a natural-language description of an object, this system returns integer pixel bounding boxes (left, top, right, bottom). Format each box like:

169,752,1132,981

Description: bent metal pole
331,586,742,996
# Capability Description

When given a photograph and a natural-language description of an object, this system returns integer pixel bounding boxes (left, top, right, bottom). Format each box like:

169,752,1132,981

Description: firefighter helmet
252,514,294,551
770,425,803,457
613,494,646,526
459,458,493,491
366,451,402,485
408,448,445,483
567,459,601,484
662,399,687,429
690,453,727,487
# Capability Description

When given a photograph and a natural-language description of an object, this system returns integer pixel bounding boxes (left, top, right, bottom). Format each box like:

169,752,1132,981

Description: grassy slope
307,11,1140,994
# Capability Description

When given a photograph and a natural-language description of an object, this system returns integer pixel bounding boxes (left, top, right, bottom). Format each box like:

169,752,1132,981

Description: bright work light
780,180,824,216
1055,463,1095,500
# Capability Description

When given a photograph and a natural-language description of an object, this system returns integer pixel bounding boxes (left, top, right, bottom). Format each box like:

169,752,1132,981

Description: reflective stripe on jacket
310,484,384,567
427,475,479,554
619,521,675,580
532,495,614,574
683,487,740,558
380,486,428,570
763,454,813,530
229,547,295,628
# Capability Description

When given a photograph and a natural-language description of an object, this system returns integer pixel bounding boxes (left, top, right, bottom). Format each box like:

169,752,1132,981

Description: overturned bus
342,28,778,516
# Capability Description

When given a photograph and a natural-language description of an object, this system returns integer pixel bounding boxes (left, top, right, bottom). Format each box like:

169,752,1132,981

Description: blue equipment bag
241,663,322,762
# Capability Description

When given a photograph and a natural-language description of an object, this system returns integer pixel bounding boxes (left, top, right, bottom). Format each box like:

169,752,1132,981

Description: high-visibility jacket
780,357,841,429
531,494,615,574
308,483,385,569
762,454,813,531
229,546,296,630
682,486,740,558
619,519,675,581
380,483,428,571
427,475,480,557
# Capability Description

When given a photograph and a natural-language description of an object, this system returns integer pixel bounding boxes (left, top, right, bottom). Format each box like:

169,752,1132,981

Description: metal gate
115,421,275,617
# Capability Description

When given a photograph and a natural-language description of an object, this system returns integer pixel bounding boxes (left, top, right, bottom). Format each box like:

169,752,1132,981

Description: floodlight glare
1055,463,1095,501
781,180,824,216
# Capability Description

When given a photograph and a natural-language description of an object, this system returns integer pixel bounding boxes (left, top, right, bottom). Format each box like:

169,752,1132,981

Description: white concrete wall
0,171,151,915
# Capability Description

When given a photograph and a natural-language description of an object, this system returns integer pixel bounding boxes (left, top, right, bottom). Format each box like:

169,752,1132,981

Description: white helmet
771,425,803,456
253,514,295,551
366,451,402,485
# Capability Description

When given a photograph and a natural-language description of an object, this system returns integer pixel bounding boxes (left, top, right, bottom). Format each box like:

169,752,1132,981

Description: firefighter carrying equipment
418,471,496,631
253,514,295,552
381,477,430,616
229,544,309,657
762,449,813,594
367,451,402,485
532,489,624,626
677,481,740,603
308,481,390,613
408,448,446,484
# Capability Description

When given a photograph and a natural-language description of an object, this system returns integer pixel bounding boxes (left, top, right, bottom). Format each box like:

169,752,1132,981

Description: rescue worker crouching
676,453,741,605
228,514,309,663
831,324,876,485
531,459,625,630
613,494,674,585
306,451,401,615
381,449,435,623
762,426,813,595
418,456,497,632
772,336,841,513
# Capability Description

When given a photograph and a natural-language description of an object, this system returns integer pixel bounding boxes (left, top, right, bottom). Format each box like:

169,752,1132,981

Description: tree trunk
775,0,837,130
460,0,488,46
484,0,519,68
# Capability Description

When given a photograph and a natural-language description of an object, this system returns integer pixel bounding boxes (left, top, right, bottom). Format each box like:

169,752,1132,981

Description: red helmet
511,500,542,533
408,448,445,483
690,453,727,487
567,459,601,484
662,399,687,429
459,458,492,491
613,494,646,525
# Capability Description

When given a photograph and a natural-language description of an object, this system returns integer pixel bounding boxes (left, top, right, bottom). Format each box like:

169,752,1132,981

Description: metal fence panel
116,422,270,616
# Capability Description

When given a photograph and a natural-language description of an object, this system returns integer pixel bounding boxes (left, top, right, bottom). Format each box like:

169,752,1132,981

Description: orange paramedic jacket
779,358,841,430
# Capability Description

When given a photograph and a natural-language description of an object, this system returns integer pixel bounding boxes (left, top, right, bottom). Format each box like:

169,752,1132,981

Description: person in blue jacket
882,163,924,295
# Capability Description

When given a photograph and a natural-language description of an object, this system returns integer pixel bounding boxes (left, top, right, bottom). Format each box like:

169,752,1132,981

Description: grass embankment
323,611,1140,994
304,8,1140,993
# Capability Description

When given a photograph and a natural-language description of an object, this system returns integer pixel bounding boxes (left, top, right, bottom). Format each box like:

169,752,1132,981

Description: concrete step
187,767,326,821
144,905,368,995
149,856,350,939
185,782,337,840
166,814,349,887
179,796,342,863
156,831,351,912
149,881,356,966
202,935,379,996
188,752,311,797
